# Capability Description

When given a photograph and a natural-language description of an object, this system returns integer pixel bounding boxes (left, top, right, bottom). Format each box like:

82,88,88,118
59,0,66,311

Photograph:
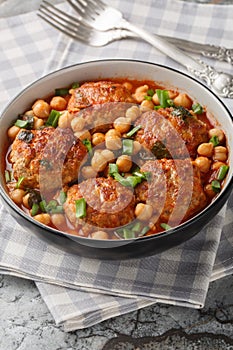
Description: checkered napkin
0,0,232,332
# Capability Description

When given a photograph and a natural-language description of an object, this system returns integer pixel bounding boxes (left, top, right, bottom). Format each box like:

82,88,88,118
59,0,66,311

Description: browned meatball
68,81,135,112
135,108,208,158
10,127,87,193
64,177,136,230
75,102,133,133
135,159,207,231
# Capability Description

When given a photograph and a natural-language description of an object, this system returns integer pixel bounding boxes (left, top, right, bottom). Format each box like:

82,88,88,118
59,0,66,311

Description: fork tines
37,0,90,42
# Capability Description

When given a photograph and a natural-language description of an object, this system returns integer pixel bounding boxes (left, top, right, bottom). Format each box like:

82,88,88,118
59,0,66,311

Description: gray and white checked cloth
0,0,233,332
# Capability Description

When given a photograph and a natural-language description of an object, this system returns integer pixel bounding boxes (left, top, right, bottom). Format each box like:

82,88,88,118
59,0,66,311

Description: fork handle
120,19,204,72
119,19,233,98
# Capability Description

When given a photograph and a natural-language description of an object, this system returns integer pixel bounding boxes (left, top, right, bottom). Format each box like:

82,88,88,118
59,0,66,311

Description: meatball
64,177,136,230
135,108,208,158
68,80,135,112
75,102,134,133
135,159,207,230
10,127,87,194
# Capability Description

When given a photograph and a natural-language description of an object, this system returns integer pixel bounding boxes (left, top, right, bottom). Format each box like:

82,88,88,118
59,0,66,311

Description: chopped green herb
16,176,25,189
131,222,141,232
156,89,170,108
59,191,67,205
5,170,11,183
49,205,63,214
27,190,42,207
113,173,143,188
167,99,174,107
160,223,172,230
46,200,58,212
211,180,221,193
15,115,34,129
75,198,87,218
132,170,151,181
39,200,47,213
122,139,134,155
124,175,142,188
139,226,150,236
122,229,135,239
172,106,192,119
31,203,39,216
15,119,30,128
109,163,119,176
154,105,162,110
192,103,203,114
144,95,152,101
55,88,70,96
152,140,171,159
71,82,80,89
147,89,155,96
113,173,132,187
217,165,229,181
126,124,142,137
209,135,219,147
45,110,61,128
17,130,34,143
82,139,93,155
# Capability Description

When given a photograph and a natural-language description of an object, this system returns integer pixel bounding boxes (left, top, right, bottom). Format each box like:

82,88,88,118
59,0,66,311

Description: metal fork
38,1,137,46
38,1,233,66
65,0,233,99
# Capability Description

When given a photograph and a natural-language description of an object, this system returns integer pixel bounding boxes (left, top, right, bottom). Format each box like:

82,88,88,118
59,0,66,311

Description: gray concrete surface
1,0,233,349
1,274,233,349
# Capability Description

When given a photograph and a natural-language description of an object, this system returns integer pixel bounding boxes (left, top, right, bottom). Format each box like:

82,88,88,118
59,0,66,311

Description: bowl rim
0,58,232,244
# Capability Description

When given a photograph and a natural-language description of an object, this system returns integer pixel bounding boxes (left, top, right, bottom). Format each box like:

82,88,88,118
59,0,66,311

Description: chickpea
91,231,109,239
33,213,51,225
116,155,132,172
212,161,226,171
133,141,142,154
92,132,105,146
105,135,122,150
71,116,86,132
213,146,227,162
81,166,97,179
105,129,121,138
208,128,225,143
33,117,44,129
7,125,20,140
194,156,211,173
101,149,115,162
205,184,216,198
74,129,91,141
32,99,51,118
50,96,67,111
125,105,141,122
58,111,73,129
133,85,149,103
91,151,107,172
135,203,153,221
173,93,192,109
24,110,34,116
10,189,25,205
140,99,154,111
51,213,66,227
197,142,214,157
22,193,31,209
113,117,131,134
122,82,133,91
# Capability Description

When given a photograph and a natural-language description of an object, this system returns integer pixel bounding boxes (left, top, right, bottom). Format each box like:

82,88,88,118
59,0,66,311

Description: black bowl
1,60,232,259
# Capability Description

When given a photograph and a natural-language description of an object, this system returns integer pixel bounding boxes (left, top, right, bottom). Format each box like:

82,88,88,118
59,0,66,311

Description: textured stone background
1,0,233,349
1,274,233,349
